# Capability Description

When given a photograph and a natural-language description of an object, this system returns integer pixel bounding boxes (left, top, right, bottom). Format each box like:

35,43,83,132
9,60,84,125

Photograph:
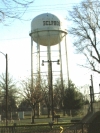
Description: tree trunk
47,108,50,118
31,115,34,124
63,109,66,116
31,108,35,124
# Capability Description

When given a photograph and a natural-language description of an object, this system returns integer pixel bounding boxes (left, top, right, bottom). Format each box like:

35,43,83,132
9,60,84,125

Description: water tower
29,13,68,120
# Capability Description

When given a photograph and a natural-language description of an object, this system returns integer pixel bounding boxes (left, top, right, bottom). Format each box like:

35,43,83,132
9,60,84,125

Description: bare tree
20,77,43,124
68,0,100,74
41,85,51,118
0,0,34,23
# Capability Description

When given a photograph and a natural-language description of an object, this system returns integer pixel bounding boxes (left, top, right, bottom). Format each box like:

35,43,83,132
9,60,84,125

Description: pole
90,86,93,112
42,60,59,121
0,52,8,126
90,75,94,102
50,62,54,121
6,54,8,126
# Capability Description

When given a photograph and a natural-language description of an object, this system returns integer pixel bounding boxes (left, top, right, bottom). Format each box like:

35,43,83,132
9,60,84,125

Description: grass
0,113,84,126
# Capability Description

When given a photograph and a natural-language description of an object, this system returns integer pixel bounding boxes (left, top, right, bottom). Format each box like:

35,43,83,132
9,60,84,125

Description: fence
0,122,100,133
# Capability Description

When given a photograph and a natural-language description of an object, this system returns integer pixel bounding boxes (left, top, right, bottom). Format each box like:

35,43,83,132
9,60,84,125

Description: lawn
0,113,82,126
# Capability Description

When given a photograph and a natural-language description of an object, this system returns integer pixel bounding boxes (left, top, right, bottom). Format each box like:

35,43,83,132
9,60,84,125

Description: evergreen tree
63,80,84,116
0,73,18,118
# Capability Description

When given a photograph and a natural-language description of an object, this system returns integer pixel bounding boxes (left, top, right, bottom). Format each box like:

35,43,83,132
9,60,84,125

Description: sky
0,0,100,94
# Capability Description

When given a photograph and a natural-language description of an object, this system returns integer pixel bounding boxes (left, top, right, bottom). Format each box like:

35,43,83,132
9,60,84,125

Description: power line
0,3,80,10
0,3,80,14
1,1,97,13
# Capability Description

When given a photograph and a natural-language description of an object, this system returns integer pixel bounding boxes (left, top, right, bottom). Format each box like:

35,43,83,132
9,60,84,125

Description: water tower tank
30,13,67,46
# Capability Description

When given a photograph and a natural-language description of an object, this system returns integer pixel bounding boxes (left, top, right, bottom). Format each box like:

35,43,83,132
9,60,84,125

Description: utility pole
90,75,94,102
42,60,60,121
89,86,93,112
89,75,94,113
0,52,8,126
6,54,8,126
